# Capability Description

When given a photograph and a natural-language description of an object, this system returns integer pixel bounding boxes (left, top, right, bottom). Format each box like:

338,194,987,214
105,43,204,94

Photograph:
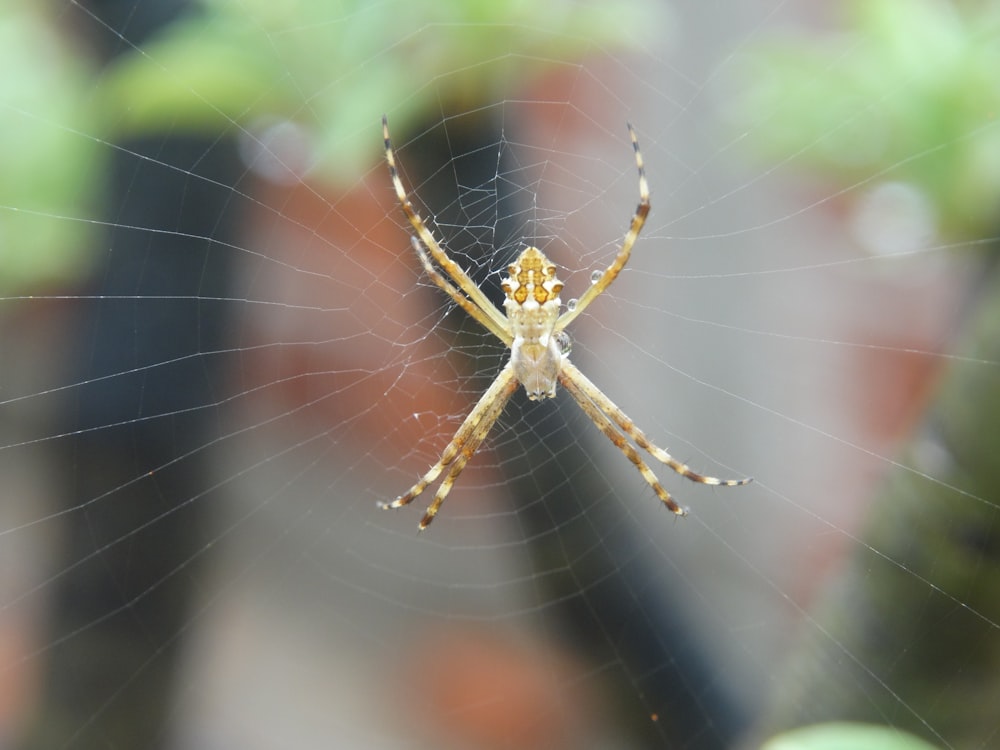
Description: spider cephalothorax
380,115,750,530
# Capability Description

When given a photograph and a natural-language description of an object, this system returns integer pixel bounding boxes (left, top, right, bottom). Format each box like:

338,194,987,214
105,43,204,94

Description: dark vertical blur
23,2,243,747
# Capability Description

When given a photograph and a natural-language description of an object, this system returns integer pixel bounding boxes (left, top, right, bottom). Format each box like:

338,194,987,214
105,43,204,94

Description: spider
380,114,750,530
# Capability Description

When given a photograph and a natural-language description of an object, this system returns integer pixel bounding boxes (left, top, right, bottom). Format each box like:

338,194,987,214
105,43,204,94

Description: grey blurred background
1,1,996,749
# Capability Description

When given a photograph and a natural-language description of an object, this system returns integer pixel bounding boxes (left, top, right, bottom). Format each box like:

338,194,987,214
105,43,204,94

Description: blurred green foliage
0,3,103,294
762,722,942,750
731,0,1000,240
2,0,667,294
99,0,669,183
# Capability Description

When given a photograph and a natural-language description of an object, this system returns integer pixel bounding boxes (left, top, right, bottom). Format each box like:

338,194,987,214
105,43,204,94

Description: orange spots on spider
501,247,564,306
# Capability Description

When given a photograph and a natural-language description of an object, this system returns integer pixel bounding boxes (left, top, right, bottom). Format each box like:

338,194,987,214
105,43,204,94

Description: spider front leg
408,236,512,345
381,363,518,530
557,122,649,331
383,115,509,337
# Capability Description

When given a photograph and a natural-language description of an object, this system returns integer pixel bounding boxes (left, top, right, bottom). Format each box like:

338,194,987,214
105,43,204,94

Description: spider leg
416,374,515,529
414,368,517,530
557,364,687,516
561,361,752,488
557,122,649,331
409,236,513,345
383,115,509,336
380,363,518,529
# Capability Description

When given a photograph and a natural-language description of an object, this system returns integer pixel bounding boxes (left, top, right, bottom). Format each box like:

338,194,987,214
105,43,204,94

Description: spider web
2,1,999,749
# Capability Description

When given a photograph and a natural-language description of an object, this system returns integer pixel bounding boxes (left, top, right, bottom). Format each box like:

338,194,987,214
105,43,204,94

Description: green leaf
730,0,1000,240
0,6,103,293
762,722,942,750
99,0,671,185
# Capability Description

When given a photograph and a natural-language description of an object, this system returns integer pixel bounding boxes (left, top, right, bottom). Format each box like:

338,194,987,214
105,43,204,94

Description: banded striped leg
557,364,688,515
415,371,518,530
556,122,649,331
381,363,518,530
561,361,751,488
383,115,509,336
409,237,512,345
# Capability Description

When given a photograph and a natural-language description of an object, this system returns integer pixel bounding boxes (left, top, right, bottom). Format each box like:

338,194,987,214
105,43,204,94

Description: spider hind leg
380,364,518,530
557,366,688,516
559,361,751,512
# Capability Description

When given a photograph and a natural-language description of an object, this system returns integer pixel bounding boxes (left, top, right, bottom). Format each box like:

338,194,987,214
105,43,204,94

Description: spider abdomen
501,247,566,400
509,332,564,400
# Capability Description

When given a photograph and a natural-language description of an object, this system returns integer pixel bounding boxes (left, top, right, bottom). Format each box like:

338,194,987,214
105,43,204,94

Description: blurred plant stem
756,256,1000,748
734,4,1000,744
